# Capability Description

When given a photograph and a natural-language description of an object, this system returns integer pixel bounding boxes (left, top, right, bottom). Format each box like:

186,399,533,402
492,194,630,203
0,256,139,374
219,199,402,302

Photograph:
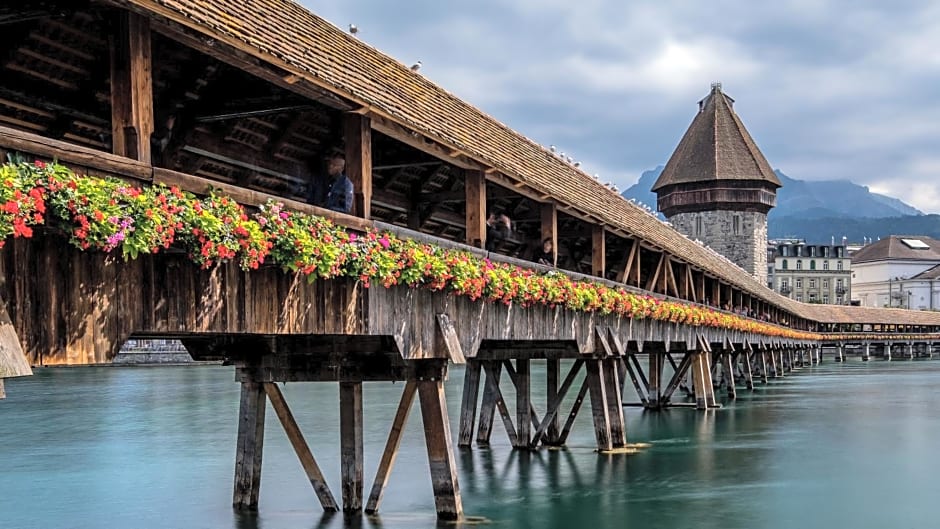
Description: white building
851,236,940,310
772,242,851,304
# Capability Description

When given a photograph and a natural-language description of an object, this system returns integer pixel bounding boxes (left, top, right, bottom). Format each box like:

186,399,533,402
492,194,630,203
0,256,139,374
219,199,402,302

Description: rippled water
2,360,939,529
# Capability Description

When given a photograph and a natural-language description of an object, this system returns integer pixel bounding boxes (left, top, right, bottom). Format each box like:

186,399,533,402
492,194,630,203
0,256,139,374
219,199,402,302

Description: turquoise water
2,360,939,529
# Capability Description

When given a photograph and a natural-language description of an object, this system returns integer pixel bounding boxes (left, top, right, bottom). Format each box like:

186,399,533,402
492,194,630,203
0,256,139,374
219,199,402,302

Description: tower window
732,215,741,235
696,216,703,237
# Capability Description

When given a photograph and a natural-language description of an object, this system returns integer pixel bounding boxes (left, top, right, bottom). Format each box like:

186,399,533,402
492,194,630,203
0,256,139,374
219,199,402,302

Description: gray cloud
304,0,940,213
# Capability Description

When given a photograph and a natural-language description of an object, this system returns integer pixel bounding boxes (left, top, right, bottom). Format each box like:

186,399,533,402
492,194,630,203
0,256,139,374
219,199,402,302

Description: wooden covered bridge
0,0,939,521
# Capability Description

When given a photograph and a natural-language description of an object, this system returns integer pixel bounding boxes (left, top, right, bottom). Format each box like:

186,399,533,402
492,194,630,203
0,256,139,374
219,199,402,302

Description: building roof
652,84,781,192
911,264,940,280
851,236,940,264
112,0,940,328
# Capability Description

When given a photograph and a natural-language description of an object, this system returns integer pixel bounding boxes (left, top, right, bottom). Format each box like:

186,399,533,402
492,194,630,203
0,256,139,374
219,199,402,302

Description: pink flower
349,232,357,242
378,235,390,249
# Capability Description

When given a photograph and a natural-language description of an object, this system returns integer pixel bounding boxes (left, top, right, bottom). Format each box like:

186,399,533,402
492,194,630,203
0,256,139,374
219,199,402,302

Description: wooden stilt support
885,343,892,361
339,381,364,513
585,359,612,451
457,360,482,447
661,352,693,404
515,359,532,449
770,349,780,378
476,361,501,445
602,358,627,447
535,359,584,446
233,381,266,510
559,378,590,444
758,350,769,383
863,342,870,361
621,354,649,405
418,378,463,520
690,351,717,410
366,381,418,514
722,351,737,399
263,383,339,511
742,349,754,390
545,358,561,445
480,362,518,446
647,352,665,409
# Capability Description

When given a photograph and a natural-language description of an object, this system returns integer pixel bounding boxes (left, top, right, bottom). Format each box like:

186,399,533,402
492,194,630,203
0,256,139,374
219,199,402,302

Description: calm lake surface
2,360,939,529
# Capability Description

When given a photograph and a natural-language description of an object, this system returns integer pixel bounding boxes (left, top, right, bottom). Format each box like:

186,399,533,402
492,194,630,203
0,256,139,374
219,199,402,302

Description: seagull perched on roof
348,23,359,35
411,61,422,72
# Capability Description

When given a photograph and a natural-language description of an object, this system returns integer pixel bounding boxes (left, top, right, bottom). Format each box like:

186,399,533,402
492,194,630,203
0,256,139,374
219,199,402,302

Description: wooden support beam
545,358,561,443
742,347,754,390
457,360,481,447
465,169,486,248
586,359,612,451
481,362,517,446
645,253,665,292
621,355,648,405
500,360,541,433
602,358,626,447
475,361,499,445
366,380,418,514
263,383,338,511
616,240,637,284
592,225,606,278
233,381,266,510
559,378,590,445
666,258,681,298
690,351,716,410
647,352,665,409
110,11,154,163
345,113,372,218
536,359,584,446
418,378,464,520
515,359,532,449
339,381,364,512
541,202,557,266
723,352,737,399
662,352,693,403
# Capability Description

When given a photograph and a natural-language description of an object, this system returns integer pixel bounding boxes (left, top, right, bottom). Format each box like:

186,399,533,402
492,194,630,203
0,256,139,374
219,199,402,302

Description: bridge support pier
227,352,462,521
885,343,892,361
863,343,870,361
233,381,266,510
908,342,914,360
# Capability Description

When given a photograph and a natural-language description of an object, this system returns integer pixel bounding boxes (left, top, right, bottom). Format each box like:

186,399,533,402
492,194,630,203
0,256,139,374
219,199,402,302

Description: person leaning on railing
485,210,512,251
307,153,353,214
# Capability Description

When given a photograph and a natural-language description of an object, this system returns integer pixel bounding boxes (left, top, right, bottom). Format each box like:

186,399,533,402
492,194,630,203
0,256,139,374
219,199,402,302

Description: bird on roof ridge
411,61,422,72
348,23,358,35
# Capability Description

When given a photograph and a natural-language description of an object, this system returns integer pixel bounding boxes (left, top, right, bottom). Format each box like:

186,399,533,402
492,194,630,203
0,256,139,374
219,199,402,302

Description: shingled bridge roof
111,0,940,328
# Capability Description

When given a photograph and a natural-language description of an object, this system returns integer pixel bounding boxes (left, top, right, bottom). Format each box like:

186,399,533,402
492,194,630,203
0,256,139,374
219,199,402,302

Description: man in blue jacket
312,153,353,214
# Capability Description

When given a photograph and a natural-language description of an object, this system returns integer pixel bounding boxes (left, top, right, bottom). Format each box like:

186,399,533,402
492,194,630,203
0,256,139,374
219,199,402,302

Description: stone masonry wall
669,210,768,286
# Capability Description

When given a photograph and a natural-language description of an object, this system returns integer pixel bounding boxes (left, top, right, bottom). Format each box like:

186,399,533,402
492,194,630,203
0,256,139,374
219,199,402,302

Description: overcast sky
302,0,940,213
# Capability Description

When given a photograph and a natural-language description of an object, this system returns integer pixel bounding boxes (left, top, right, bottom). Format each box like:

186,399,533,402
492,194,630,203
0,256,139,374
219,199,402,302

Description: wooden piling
602,358,627,447
339,381,364,512
515,359,532,449
585,359,612,451
545,358,561,444
457,360,482,447
476,361,501,445
418,378,463,520
647,352,664,409
233,381,266,510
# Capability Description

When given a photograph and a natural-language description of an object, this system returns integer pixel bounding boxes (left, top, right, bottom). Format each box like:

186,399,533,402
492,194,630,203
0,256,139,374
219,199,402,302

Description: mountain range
622,167,940,243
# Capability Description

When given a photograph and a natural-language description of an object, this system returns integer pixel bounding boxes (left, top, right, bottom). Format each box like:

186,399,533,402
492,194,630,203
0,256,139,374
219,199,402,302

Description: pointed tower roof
652,83,781,192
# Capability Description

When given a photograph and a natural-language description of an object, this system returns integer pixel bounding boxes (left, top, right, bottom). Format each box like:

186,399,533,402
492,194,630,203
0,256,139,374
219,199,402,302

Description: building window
837,260,843,271
809,293,817,301
823,260,829,270
796,260,803,270
810,260,816,270
796,278,802,288
733,215,741,235
823,295,829,304
796,294,803,302
781,279,789,289
823,280,829,289
782,259,788,270
809,279,816,288
837,279,843,288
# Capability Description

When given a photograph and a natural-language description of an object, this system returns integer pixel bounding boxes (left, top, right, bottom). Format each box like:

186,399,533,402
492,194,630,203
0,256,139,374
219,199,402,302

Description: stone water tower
653,83,781,286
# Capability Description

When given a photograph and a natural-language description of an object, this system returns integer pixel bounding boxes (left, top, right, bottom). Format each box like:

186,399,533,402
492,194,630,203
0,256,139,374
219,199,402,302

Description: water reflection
3,362,940,529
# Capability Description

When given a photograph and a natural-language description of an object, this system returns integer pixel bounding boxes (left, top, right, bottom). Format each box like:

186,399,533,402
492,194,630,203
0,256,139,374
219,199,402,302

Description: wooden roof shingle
110,0,940,328
652,84,781,192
